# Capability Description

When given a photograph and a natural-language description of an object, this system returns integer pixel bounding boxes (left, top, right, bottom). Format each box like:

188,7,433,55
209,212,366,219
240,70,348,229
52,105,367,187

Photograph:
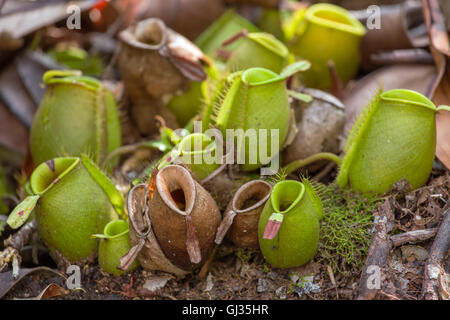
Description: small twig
326,264,339,299
4,220,37,250
421,208,450,300
198,246,217,280
370,49,434,66
201,164,227,184
312,161,336,182
379,291,401,300
390,228,438,247
357,199,394,300
221,30,248,47
327,60,344,101
1,220,37,278
215,49,232,60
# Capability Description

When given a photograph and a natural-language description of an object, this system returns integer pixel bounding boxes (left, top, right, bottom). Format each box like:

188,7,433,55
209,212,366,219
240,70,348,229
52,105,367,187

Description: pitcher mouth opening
178,133,216,156
120,18,167,50
103,220,129,239
43,70,102,92
270,180,305,214
242,67,279,86
306,3,366,36
156,165,196,216
233,180,272,214
247,33,289,58
30,157,80,195
381,89,436,111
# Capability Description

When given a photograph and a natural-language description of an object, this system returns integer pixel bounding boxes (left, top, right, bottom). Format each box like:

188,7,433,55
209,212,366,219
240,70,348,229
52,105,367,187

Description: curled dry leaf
0,267,65,299
164,29,209,82
22,283,69,300
0,1,95,40
0,64,36,128
433,63,450,170
422,0,450,169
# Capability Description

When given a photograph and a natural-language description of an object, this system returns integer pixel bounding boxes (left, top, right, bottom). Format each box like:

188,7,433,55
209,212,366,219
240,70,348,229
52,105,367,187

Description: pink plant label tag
262,212,284,240
185,215,202,264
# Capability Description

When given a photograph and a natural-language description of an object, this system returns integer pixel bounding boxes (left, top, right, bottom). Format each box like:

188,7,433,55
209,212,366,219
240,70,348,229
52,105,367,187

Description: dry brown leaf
422,0,450,169
438,272,450,300
0,267,65,299
0,102,28,157
433,71,450,169
21,283,69,300
0,1,95,40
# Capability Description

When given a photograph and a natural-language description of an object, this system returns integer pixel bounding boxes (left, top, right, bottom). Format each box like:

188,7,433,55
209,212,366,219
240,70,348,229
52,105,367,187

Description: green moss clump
318,183,381,272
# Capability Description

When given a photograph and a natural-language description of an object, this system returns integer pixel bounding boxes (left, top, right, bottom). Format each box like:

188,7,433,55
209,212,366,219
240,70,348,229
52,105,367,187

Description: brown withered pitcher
121,165,221,276
122,183,189,277
118,18,208,135
215,180,272,249
149,165,221,270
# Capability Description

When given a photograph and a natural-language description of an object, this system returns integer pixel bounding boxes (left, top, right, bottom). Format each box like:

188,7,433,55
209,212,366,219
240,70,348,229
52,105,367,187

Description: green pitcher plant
289,3,366,89
7,155,125,263
175,133,221,180
167,64,220,127
195,10,259,62
282,89,450,194
223,31,290,73
93,220,139,276
156,132,221,181
209,61,311,171
258,178,322,268
256,8,285,42
30,70,122,166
